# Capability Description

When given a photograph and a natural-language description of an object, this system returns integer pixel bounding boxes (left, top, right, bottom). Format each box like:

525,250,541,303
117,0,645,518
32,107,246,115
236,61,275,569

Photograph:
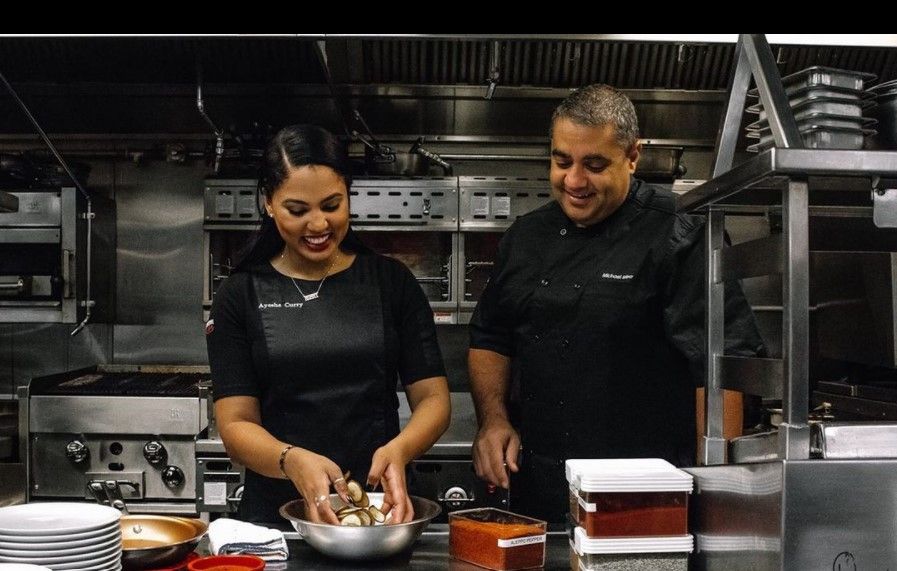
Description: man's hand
472,418,520,489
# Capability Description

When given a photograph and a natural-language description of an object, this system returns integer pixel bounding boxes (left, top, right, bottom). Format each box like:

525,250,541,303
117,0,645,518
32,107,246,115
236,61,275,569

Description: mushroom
333,478,386,526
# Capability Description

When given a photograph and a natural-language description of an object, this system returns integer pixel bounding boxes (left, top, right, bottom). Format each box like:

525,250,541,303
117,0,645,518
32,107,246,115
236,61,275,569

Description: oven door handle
62,249,74,298
0,278,24,293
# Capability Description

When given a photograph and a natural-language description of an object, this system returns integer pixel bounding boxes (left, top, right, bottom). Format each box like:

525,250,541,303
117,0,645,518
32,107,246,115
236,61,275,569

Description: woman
206,124,450,524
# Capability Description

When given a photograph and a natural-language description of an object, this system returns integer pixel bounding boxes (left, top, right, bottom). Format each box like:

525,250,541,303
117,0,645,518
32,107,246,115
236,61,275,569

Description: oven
351,176,459,322
0,187,114,324
194,384,244,515
458,177,552,322
20,365,208,515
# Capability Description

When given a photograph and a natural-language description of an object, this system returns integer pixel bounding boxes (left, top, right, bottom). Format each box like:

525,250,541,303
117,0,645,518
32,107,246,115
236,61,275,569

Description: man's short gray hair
551,84,640,150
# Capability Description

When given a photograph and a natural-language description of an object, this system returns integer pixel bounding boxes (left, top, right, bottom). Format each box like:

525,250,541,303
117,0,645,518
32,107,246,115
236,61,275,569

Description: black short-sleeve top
206,251,445,522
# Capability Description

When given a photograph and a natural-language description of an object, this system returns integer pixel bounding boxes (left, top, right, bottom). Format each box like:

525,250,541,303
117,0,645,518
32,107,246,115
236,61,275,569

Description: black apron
239,269,395,523
509,203,694,523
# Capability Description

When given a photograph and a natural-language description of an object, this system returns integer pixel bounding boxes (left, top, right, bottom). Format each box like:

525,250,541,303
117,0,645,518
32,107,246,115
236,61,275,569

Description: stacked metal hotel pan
866,78,897,149
745,66,878,152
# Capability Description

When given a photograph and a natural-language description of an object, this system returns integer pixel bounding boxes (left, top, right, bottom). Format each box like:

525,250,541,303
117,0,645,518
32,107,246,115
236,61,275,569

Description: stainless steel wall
3,323,112,397
112,162,207,364
0,161,208,395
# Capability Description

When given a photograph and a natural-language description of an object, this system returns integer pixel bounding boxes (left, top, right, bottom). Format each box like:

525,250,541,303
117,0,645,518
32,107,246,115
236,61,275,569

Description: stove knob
443,485,469,510
161,465,185,489
65,440,90,465
143,441,168,466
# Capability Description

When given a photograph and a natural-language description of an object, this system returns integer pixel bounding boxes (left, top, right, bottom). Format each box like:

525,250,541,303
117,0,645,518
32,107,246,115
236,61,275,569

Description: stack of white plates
0,503,122,571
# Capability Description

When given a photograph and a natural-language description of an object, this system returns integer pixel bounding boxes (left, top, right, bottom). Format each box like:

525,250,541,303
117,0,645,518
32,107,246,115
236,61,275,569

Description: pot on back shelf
364,145,427,176
353,110,451,177
362,137,452,177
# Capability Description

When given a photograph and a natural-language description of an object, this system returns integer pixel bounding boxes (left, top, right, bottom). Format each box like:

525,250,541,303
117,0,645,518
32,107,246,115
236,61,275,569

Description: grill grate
36,372,207,397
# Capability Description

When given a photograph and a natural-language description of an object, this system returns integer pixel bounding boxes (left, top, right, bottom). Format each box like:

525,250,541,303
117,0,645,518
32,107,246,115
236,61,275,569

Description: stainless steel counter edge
200,531,575,570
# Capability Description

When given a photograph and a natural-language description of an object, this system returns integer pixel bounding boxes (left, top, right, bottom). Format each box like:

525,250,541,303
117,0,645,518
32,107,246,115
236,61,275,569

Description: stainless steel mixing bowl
279,492,440,560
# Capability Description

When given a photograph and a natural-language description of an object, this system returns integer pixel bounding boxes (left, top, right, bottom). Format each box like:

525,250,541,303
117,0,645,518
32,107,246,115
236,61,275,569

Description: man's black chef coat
469,178,764,522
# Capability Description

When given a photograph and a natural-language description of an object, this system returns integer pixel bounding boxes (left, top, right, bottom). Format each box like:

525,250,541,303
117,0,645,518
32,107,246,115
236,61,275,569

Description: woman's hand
367,443,414,523
282,447,350,525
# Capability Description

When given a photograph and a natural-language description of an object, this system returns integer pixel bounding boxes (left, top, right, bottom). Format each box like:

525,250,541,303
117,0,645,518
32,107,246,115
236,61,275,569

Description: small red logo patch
204,319,215,335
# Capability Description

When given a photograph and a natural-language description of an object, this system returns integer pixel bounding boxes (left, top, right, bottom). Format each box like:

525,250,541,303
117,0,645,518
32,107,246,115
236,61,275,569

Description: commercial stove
21,366,509,519
19,364,208,514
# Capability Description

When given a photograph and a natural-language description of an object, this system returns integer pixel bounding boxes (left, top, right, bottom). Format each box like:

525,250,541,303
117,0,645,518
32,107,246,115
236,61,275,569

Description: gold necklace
285,251,339,302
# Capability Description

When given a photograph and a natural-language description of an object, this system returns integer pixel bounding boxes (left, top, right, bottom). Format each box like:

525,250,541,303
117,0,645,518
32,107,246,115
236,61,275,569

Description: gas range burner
24,364,209,509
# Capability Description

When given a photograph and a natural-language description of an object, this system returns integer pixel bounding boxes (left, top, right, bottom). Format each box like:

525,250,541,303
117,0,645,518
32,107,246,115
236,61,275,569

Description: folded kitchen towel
208,518,290,561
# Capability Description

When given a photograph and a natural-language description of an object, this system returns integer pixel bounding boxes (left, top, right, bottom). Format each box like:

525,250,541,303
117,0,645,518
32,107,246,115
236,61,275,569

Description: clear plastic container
570,526,693,571
566,459,693,538
449,508,546,571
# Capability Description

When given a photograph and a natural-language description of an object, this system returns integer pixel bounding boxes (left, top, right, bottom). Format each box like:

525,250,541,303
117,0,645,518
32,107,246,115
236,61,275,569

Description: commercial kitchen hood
0,34,894,141
1,35,894,90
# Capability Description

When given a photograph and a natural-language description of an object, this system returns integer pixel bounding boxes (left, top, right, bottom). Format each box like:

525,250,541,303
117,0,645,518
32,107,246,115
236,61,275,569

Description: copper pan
120,515,207,570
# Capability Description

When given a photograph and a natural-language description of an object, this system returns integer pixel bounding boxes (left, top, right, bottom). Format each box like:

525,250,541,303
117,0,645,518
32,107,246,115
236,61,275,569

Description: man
468,84,764,523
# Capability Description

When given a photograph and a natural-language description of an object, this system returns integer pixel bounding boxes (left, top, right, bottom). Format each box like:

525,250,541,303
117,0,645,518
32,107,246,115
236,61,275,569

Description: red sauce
575,491,688,537
450,509,546,571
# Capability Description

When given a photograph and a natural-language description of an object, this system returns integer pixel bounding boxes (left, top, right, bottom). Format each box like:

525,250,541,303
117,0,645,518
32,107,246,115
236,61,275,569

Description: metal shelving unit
679,35,897,570
680,148,897,465
680,33,897,466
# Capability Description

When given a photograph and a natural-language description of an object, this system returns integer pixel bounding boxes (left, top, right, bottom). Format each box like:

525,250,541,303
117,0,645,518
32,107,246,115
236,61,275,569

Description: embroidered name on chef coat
599,272,635,282
257,301,304,310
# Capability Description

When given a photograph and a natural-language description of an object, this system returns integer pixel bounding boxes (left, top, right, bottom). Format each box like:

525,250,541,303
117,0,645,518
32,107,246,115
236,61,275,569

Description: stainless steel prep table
199,529,574,570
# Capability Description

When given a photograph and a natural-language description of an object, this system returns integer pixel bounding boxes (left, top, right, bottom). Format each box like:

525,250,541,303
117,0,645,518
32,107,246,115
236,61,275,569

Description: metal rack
680,148,897,465
679,33,897,466
678,35,897,569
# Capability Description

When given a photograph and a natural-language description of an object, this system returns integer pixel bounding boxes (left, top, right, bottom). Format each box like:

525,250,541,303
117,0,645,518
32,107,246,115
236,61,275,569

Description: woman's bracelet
278,445,295,477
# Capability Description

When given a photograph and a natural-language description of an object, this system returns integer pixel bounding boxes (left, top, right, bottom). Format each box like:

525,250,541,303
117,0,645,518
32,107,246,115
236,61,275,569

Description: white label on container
471,195,490,216
578,494,597,512
433,312,455,324
493,196,511,216
204,482,228,506
497,534,546,548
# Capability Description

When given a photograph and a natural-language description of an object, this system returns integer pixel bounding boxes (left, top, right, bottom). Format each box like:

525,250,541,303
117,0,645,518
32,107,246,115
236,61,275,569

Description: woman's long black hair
234,124,368,272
